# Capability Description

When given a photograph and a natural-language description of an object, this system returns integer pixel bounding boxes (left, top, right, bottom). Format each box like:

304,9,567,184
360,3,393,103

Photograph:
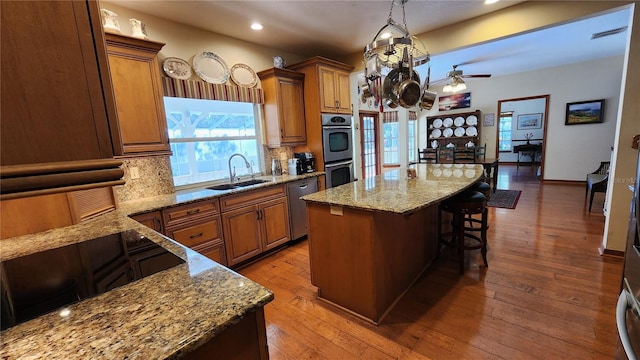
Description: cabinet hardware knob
186,209,200,215
189,232,204,239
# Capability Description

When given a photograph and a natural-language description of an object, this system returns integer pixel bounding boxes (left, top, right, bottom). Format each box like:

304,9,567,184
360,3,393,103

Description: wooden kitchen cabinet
130,211,164,234
288,57,354,115
105,33,171,157
257,68,306,148
0,0,124,199
319,65,351,113
221,185,290,266
162,199,227,266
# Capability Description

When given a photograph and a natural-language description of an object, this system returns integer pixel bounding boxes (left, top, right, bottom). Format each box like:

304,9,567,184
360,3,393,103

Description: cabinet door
278,77,307,144
0,0,123,199
131,211,163,233
260,197,291,251
106,34,171,156
222,206,262,266
336,71,352,114
319,66,339,113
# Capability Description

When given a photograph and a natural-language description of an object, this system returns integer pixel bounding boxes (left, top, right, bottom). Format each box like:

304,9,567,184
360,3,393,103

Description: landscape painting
565,99,605,125
438,92,471,111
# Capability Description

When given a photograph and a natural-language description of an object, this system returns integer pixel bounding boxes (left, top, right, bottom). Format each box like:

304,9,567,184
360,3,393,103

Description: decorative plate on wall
443,128,454,137
454,116,465,127
432,118,443,128
443,118,454,128
466,126,478,136
466,115,478,126
192,51,230,84
454,127,466,137
230,63,258,87
162,57,192,80
431,129,442,138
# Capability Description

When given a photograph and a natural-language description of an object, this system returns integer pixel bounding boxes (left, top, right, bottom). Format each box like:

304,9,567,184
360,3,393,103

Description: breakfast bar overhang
301,164,484,324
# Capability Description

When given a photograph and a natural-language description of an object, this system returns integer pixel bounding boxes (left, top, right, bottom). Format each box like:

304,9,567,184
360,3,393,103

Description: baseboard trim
598,244,624,258
541,179,584,186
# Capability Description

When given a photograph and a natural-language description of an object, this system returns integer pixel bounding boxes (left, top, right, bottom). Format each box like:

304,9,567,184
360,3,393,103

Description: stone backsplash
114,156,175,203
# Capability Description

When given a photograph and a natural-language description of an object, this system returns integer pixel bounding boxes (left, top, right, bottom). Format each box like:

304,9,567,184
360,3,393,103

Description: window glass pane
499,115,513,151
383,122,399,164
164,97,261,187
408,120,416,162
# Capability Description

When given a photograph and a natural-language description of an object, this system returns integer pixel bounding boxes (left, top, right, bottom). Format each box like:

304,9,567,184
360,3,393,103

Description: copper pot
418,89,437,110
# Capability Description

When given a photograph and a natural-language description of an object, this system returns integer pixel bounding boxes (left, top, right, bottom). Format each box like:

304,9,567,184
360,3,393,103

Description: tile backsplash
114,156,174,203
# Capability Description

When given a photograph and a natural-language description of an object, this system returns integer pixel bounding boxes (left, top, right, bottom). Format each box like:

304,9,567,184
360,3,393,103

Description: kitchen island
301,163,484,324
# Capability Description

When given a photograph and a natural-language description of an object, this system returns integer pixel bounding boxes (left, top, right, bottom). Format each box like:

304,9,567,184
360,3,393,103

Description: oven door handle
322,126,352,130
617,288,639,360
325,160,353,168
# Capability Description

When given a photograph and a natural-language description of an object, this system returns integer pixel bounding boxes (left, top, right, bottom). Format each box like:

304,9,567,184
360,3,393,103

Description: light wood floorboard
240,164,626,359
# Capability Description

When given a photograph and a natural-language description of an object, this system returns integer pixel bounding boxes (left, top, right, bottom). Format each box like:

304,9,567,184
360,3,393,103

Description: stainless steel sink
234,179,270,187
207,179,270,191
207,184,238,191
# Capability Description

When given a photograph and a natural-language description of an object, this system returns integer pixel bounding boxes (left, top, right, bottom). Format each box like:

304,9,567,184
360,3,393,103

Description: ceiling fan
430,64,492,93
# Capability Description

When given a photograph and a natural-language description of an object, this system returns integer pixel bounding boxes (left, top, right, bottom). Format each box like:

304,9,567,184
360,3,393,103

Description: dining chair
453,147,475,163
474,144,487,161
585,161,610,212
437,147,454,163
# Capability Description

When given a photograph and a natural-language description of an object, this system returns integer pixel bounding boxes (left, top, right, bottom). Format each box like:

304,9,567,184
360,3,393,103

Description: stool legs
438,202,489,274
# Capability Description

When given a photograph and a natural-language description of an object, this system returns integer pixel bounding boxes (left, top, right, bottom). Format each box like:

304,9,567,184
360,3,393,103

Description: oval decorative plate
431,129,442,138
432,118,443,128
466,115,478,126
466,126,478,136
230,63,258,87
162,57,192,80
454,116,465,127
443,118,454,128
454,127,465,137
443,128,454,137
192,51,230,84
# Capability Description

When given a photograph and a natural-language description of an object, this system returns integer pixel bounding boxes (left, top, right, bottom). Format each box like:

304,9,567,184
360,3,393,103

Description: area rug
487,190,521,209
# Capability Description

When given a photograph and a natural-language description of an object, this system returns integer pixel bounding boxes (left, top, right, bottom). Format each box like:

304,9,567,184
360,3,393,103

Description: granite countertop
301,164,484,215
0,172,323,359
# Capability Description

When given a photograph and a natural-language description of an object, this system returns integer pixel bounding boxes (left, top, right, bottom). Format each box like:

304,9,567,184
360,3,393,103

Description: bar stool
466,181,490,228
437,190,489,274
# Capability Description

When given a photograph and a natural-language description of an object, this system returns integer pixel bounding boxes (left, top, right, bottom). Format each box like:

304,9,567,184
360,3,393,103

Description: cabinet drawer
162,199,219,227
165,217,222,248
220,185,286,212
193,240,227,267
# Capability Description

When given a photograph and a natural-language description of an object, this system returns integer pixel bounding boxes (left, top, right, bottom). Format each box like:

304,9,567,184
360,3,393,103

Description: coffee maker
294,152,315,173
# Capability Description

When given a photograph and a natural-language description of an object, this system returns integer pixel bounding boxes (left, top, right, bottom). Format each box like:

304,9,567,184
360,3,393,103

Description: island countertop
0,172,323,359
301,164,484,215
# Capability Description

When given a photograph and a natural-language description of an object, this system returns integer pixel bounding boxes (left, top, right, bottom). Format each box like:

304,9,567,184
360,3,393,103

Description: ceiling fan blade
461,74,492,78
429,77,450,85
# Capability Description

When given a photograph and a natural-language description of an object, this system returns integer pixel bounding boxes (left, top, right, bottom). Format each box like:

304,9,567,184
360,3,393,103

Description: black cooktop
0,230,185,330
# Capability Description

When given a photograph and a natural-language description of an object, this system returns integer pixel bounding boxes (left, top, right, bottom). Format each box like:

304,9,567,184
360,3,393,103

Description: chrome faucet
228,153,252,183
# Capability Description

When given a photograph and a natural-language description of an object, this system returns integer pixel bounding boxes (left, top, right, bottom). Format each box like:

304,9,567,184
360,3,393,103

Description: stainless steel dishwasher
287,178,318,240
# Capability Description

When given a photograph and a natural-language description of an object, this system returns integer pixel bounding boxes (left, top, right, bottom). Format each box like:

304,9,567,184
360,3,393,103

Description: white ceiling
109,0,631,82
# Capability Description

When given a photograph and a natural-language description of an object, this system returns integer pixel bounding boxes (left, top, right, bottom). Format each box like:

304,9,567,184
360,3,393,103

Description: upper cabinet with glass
105,33,171,157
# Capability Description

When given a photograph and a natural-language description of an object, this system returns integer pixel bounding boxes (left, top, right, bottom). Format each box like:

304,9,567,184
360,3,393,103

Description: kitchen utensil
397,48,421,108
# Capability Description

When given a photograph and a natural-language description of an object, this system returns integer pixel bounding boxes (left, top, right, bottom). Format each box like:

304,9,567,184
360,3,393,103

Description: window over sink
164,97,263,187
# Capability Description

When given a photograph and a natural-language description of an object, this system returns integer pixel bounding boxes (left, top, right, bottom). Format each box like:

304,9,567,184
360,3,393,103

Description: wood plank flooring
240,164,626,359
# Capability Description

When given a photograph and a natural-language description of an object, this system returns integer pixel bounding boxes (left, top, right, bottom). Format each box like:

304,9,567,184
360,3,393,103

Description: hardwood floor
240,164,625,359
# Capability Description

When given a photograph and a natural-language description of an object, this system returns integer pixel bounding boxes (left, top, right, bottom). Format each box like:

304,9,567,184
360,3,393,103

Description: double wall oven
321,113,354,188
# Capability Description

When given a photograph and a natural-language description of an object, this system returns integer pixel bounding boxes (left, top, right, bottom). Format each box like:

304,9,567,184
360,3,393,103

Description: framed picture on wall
516,113,542,129
565,99,605,125
438,92,471,111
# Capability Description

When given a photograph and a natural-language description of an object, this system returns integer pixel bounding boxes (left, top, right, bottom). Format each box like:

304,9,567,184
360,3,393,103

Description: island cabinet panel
307,202,439,324
257,68,306,148
183,308,268,360
105,33,171,157
221,185,291,266
0,0,124,199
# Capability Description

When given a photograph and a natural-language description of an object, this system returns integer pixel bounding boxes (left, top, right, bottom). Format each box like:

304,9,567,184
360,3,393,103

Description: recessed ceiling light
485,0,499,4
251,22,263,31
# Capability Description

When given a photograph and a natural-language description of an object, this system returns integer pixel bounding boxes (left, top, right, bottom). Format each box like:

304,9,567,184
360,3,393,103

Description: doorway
497,95,550,179
359,112,380,179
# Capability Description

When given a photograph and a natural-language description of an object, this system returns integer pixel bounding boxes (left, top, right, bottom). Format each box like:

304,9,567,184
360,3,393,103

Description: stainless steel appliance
321,113,353,164
294,152,316,173
287,178,318,240
325,159,354,189
618,148,640,359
